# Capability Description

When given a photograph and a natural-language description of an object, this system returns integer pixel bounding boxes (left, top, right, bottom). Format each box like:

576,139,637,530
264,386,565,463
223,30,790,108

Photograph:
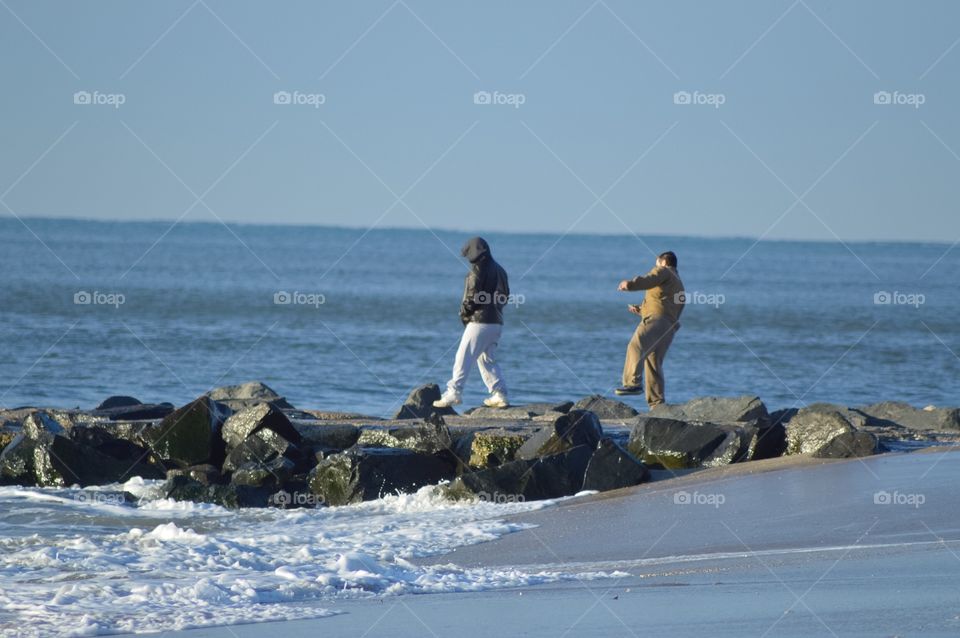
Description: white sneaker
483,391,510,409
433,390,462,408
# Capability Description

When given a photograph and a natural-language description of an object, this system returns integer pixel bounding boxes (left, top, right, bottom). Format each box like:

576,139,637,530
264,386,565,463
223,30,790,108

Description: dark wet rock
163,475,272,508
307,447,456,506
813,430,880,458
627,417,756,469
754,422,788,460
0,426,17,453
651,396,770,426
0,434,62,486
582,438,650,492
450,447,594,502
92,402,176,421
394,384,457,419
464,402,574,420
69,426,154,463
141,397,229,468
221,403,302,449
48,435,164,485
356,423,453,455
857,402,960,432
222,428,300,473
783,407,875,457
231,457,296,488
516,410,603,460
166,464,222,486
95,396,142,410
572,396,638,421
207,381,294,411
453,429,528,469
293,422,361,451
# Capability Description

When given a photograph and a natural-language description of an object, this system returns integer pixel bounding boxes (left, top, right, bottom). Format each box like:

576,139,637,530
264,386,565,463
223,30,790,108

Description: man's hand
617,280,631,292
627,304,642,316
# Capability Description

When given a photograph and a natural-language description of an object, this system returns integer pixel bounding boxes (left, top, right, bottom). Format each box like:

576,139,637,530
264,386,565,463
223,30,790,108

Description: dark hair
658,251,678,268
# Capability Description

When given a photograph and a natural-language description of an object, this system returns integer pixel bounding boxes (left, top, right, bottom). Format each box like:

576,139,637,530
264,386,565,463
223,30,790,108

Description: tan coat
626,266,685,322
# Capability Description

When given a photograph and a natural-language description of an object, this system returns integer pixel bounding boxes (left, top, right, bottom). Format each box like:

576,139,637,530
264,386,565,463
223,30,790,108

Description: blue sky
2,0,959,241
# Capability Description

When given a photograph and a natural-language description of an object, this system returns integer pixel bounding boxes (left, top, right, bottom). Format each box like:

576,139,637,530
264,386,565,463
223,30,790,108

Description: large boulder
582,438,650,492
207,381,293,411
464,402,573,420
222,428,301,473
221,403,302,449
783,407,879,458
453,429,528,469
91,397,175,421
394,384,457,419
451,447,594,502
49,435,164,485
650,396,769,425
572,396,638,421
22,411,66,438
356,423,453,455
95,395,142,410
163,474,273,508
856,402,960,432
516,410,603,460
230,457,296,489
627,417,757,469
0,434,63,486
307,447,456,506
293,422,361,450
140,396,229,468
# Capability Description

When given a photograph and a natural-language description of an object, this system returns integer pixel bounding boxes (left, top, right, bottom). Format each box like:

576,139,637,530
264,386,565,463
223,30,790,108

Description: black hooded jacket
459,237,510,325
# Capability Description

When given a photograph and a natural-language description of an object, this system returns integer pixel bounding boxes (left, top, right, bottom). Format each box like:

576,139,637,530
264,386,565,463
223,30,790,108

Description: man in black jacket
434,237,511,408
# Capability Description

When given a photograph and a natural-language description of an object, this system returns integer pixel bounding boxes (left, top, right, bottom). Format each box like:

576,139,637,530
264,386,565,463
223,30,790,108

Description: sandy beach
110,447,960,637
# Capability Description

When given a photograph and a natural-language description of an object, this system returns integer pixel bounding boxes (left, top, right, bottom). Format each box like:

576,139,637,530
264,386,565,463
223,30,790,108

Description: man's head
461,237,491,263
656,251,678,269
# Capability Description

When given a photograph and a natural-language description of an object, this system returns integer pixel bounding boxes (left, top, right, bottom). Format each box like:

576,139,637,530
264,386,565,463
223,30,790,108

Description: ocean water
0,217,957,414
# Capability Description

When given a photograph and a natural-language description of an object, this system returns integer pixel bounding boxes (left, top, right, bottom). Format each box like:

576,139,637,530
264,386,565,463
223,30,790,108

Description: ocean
1,217,957,414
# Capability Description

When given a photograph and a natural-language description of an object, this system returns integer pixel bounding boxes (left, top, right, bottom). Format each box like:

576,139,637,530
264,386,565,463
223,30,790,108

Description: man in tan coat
615,251,685,406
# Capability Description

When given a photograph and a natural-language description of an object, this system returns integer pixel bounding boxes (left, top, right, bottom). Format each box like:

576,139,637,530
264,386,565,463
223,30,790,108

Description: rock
231,457,295,488
48,435,164,485
166,464,222,486
307,447,456,506
582,438,650,492
207,381,294,410
451,447,594,502
163,475,272,508
301,410,382,421
516,410,603,460
223,428,300,473
572,396,638,421
394,384,457,419
650,396,769,425
0,434,62,486
813,430,880,458
464,402,574,420
140,396,229,468
627,417,756,469
95,396,142,410
857,401,960,432
453,429,528,469
92,402,176,421
221,403,302,449
22,412,66,438
356,423,453,455
783,407,876,457
293,422,360,450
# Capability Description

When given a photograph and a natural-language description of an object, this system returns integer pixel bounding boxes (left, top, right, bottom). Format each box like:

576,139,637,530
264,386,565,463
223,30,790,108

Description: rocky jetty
1,383,955,508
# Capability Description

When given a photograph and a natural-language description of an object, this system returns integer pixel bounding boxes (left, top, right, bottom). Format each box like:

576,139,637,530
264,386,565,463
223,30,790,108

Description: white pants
446,323,507,395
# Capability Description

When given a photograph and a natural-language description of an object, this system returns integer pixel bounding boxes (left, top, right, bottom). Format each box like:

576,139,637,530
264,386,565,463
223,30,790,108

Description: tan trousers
621,315,678,406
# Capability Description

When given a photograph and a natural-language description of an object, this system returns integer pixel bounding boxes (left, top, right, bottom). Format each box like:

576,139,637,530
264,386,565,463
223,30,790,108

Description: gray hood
461,237,490,264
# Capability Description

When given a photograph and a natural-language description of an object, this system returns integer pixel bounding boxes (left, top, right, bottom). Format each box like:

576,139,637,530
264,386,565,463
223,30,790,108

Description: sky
1,0,959,242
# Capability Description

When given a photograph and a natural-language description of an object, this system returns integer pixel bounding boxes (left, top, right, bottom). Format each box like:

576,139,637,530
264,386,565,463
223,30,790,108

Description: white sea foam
0,481,617,636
